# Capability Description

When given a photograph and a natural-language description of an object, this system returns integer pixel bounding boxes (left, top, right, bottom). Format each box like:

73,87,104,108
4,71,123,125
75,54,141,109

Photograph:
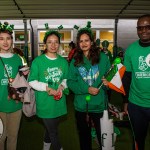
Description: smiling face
46,34,60,54
137,16,150,43
0,32,13,53
79,33,92,56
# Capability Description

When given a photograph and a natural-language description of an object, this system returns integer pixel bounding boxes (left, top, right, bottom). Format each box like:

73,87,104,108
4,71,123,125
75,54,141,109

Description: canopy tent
0,0,149,62
0,0,150,20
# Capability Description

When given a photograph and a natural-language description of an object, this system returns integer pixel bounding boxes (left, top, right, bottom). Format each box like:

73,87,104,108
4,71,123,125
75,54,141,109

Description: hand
57,85,64,93
88,86,99,95
46,86,57,96
123,103,128,114
54,91,62,100
54,85,64,100
101,77,109,87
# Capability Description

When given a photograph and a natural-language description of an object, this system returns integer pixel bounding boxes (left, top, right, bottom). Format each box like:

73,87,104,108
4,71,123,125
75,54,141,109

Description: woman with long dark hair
67,27,110,150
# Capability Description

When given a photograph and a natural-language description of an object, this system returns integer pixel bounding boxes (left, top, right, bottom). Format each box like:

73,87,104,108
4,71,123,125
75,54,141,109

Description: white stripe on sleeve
29,80,48,91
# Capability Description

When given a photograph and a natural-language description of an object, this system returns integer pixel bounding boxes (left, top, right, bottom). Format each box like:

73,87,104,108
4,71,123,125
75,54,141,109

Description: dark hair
74,29,100,66
138,14,150,20
43,31,60,54
0,30,13,39
13,47,24,56
69,41,76,49
43,31,61,44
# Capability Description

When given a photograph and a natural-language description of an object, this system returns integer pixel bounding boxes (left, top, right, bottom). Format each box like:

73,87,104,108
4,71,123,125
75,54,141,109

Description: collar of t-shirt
45,54,57,60
139,40,150,47
0,53,13,58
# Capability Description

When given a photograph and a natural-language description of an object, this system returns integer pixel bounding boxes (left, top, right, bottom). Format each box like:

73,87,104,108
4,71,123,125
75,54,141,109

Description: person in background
101,40,113,64
28,30,68,150
95,38,101,49
67,41,76,63
0,22,23,150
122,14,150,150
12,47,29,78
101,40,113,102
116,47,125,63
67,26,110,150
12,47,27,66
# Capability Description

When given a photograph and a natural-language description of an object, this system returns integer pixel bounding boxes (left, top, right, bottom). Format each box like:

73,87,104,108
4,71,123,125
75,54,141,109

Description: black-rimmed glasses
137,25,150,31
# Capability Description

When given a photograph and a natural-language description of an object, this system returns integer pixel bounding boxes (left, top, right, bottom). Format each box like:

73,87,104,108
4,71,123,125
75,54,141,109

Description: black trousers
43,117,61,150
75,111,103,150
128,102,150,150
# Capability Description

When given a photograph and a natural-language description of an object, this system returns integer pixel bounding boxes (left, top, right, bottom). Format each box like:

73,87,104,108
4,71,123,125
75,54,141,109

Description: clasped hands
46,85,64,100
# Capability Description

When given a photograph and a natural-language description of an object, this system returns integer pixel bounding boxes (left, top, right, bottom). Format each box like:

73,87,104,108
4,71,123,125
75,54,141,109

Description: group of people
0,14,150,150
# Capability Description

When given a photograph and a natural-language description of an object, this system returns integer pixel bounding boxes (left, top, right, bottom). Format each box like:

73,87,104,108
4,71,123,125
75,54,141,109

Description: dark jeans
75,111,103,150
43,117,61,150
128,102,150,150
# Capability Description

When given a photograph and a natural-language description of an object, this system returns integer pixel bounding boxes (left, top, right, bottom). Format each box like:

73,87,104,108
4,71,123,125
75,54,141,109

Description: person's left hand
101,77,109,87
54,85,64,100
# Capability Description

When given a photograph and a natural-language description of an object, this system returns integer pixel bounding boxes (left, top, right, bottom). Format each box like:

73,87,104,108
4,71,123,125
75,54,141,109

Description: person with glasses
29,30,68,150
122,14,150,150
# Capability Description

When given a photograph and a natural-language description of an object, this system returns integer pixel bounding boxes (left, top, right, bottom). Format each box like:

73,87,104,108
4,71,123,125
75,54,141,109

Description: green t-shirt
0,54,23,113
29,54,68,118
67,52,110,113
104,50,113,64
124,40,150,107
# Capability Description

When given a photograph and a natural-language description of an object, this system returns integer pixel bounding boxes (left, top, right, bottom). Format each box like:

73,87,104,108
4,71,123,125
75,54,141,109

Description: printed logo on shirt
4,64,13,78
78,65,99,86
0,64,12,85
145,54,150,67
135,55,150,78
45,67,63,85
1,79,8,85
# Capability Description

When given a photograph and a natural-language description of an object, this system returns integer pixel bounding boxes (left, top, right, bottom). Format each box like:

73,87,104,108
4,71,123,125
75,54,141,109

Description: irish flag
106,58,126,95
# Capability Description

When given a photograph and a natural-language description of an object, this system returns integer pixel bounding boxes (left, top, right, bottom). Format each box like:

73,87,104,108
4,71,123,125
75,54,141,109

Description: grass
17,91,150,150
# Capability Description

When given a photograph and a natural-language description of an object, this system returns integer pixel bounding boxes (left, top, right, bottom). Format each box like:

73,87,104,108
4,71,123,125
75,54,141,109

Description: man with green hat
101,40,113,64
101,40,113,102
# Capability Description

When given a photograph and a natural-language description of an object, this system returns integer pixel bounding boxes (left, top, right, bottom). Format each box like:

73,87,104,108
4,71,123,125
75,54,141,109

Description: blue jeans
128,102,150,150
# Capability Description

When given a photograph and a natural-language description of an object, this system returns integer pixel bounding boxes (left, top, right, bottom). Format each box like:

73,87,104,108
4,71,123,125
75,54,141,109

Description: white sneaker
43,142,51,150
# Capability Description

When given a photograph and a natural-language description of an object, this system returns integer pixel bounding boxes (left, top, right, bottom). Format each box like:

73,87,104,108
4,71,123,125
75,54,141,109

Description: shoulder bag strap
0,57,10,82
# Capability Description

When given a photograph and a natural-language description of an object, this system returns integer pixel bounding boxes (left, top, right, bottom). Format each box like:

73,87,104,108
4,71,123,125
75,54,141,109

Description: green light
86,95,91,101
113,57,121,65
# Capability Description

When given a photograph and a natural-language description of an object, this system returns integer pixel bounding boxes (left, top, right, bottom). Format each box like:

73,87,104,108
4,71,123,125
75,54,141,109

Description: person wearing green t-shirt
101,40,113,102
123,14,150,150
101,40,113,64
29,30,68,150
0,22,23,150
67,26,110,150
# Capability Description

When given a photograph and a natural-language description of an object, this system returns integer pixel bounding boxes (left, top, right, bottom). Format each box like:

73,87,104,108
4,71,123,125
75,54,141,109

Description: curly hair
74,29,100,66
